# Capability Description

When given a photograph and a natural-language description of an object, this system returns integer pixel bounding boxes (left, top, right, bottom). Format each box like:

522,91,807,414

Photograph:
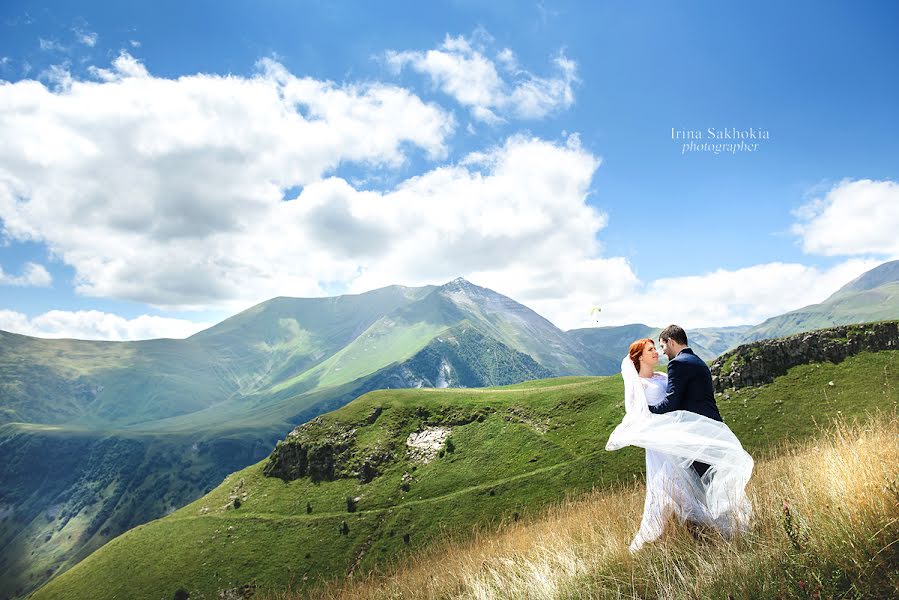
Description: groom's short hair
659,324,688,346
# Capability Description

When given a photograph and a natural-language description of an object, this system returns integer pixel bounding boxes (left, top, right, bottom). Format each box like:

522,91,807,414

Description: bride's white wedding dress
606,357,754,552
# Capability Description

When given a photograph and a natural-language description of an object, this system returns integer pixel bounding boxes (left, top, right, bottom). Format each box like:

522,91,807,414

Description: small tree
306,501,313,514
445,437,455,453
172,588,190,600
340,520,349,535
346,496,356,512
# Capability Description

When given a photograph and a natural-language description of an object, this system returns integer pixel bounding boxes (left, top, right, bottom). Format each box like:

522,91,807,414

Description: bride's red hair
628,338,655,372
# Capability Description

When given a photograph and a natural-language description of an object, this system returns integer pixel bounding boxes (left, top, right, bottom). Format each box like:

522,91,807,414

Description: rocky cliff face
262,403,493,484
710,320,899,392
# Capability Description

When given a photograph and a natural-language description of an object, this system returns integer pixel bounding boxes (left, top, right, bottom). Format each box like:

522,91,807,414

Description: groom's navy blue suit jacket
648,347,723,422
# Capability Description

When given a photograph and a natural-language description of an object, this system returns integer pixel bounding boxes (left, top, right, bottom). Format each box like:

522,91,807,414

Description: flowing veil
606,357,754,551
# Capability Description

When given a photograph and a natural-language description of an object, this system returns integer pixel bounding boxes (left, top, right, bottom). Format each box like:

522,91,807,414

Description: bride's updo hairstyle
628,338,655,372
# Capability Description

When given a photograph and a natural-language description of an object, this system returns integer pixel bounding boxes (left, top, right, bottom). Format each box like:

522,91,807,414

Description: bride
606,338,754,552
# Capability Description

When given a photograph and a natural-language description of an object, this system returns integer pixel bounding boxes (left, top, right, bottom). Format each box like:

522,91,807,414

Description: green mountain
0,284,435,431
739,260,899,343
27,324,898,600
0,278,595,599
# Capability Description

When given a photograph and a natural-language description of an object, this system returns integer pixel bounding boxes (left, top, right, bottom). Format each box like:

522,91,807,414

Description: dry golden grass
267,412,899,599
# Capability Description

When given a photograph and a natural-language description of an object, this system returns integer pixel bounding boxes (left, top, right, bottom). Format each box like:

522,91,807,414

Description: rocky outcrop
262,414,364,483
405,427,451,464
710,320,899,392
262,403,494,483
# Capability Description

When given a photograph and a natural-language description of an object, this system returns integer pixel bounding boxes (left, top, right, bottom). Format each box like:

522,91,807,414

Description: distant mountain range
3,260,899,599
568,259,899,363
736,260,899,343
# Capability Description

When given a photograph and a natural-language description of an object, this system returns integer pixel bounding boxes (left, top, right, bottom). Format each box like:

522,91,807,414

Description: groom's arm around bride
648,325,723,478
647,325,722,423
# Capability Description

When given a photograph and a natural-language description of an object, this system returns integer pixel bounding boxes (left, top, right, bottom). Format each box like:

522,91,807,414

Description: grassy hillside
30,348,898,600
307,413,898,600
0,331,234,429
0,285,436,431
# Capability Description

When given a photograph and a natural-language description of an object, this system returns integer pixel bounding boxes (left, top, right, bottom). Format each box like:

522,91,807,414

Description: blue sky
1,1,898,339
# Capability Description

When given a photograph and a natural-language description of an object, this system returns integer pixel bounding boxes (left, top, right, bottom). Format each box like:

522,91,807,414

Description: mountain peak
444,276,473,287
438,276,485,294
833,260,899,296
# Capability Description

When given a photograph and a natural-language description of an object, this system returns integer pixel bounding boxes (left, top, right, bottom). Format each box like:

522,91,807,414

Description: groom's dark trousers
647,347,723,478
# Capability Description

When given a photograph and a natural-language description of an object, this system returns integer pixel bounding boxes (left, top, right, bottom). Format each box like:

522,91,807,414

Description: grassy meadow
294,412,899,599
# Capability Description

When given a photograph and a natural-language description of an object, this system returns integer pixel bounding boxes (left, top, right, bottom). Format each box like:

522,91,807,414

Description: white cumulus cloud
0,262,52,287
0,49,622,323
385,33,577,123
792,178,899,257
0,309,210,340
339,134,633,329
0,50,884,335
0,52,456,310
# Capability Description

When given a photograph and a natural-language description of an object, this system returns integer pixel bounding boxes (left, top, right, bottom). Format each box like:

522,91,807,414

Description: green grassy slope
9,264,898,599
189,285,437,393
30,349,898,600
425,278,598,374
115,320,556,436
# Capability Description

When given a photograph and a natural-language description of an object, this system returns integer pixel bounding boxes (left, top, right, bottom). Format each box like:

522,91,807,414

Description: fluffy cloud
1,50,885,338
0,62,633,325
590,258,883,330
0,309,210,340
792,179,899,257
0,49,618,320
0,262,52,286
385,34,577,123
339,134,631,320
0,52,455,310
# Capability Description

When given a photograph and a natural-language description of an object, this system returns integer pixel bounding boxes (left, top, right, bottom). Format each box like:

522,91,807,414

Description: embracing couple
606,325,754,552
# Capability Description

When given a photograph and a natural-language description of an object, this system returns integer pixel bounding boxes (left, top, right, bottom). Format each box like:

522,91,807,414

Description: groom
648,324,723,477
